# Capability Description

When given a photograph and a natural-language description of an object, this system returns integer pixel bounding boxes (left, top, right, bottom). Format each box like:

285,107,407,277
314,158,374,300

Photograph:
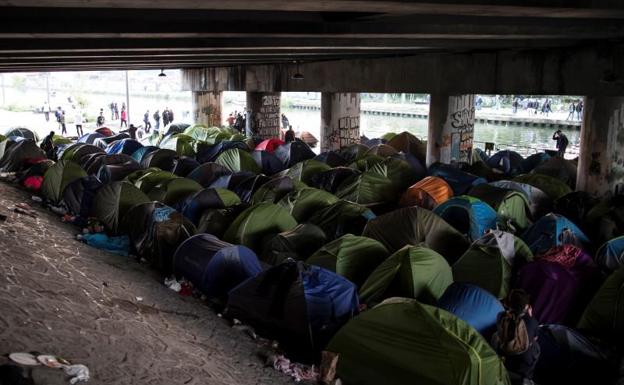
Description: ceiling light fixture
158,69,167,77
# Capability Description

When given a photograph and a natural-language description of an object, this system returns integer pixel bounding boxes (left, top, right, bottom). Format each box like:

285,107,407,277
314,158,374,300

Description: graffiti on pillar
338,116,360,148
254,95,280,138
201,105,220,127
446,95,475,163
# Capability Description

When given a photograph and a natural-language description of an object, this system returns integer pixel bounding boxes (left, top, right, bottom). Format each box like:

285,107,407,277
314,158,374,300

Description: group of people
511,98,553,116
226,110,247,133
44,104,85,137
566,100,584,121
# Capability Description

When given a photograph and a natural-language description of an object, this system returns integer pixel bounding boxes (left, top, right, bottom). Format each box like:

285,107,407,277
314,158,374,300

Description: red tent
95,127,114,137
255,138,284,153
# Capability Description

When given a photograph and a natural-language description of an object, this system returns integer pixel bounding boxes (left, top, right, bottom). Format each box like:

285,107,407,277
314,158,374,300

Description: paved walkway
0,182,292,385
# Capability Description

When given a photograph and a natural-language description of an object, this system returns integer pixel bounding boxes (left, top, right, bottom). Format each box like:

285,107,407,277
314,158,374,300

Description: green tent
348,154,384,171
513,173,572,200
41,160,87,204
93,181,151,233
307,199,375,240
335,169,398,205
134,170,178,194
250,176,297,204
184,125,237,144
359,245,453,306
61,143,104,164
363,206,471,263
197,206,246,238
453,230,533,299
468,184,532,231
262,223,328,265
381,132,397,142
363,144,398,158
224,202,298,252
578,267,624,348
307,234,389,287
278,187,339,222
124,167,162,185
53,135,72,145
327,298,509,385
368,157,417,190
159,133,197,157
215,148,261,174
275,159,331,186
339,143,370,162
386,131,428,163
147,177,202,206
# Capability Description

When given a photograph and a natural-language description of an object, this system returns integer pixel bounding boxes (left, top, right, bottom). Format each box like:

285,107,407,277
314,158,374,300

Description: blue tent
521,152,551,173
428,162,487,195
196,140,249,163
433,196,498,241
78,132,105,144
437,282,504,338
180,188,240,224
251,150,285,175
486,150,524,175
474,148,489,162
233,174,271,203
274,141,316,168
227,260,359,361
595,236,624,271
172,156,200,177
521,213,590,254
105,138,143,156
131,145,158,163
187,162,232,187
173,234,262,298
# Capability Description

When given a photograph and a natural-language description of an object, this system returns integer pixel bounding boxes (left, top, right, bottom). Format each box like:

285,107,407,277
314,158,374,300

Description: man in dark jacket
552,130,569,157
40,131,55,159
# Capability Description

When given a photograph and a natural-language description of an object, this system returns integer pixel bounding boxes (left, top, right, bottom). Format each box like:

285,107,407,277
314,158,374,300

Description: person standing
40,131,55,159
75,108,84,137
576,100,583,120
153,110,161,132
552,129,569,157
227,113,235,127
281,113,289,129
43,102,50,122
60,111,67,135
121,124,138,140
114,103,119,120
566,102,576,120
55,107,62,130
168,108,174,124
97,108,106,127
109,102,115,120
162,108,170,127
285,125,295,143
143,110,151,132
120,106,128,128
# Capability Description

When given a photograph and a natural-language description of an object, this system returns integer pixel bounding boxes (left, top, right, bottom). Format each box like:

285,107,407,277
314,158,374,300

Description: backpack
495,310,530,355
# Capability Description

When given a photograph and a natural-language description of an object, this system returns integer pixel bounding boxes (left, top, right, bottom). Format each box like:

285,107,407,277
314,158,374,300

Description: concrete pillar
192,91,222,127
427,93,476,166
320,92,361,152
577,96,624,197
246,92,281,139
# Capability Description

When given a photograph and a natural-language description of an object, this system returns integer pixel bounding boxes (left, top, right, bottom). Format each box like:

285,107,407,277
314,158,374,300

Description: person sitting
40,131,55,159
492,289,540,385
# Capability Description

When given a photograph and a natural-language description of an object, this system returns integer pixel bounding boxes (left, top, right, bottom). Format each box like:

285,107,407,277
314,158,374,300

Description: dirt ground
0,182,293,385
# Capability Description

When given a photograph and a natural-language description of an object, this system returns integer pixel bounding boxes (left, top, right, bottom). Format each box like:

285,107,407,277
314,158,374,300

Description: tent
180,188,241,225
124,202,196,273
61,143,104,163
338,143,369,163
363,143,398,158
187,162,232,187
167,123,191,136
520,152,550,173
584,196,624,246
437,282,504,338
326,298,509,385
521,213,590,254
262,224,328,265
95,126,114,137
298,131,318,147
250,175,296,204
4,127,38,141
40,160,87,204
255,138,284,153
196,140,249,163
278,187,339,222
224,202,297,252
0,137,21,161
578,267,624,348
159,133,197,157
130,145,158,163
251,150,285,175
134,170,177,194
553,191,596,232
310,167,361,194
0,140,46,172
84,153,135,175
314,151,347,167
595,236,624,271
171,156,200,177
215,148,261,174
532,156,577,188
453,230,533,299
92,181,151,233
363,206,470,263
307,234,389,287
433,196,498,241
62,175,103,219
96,159,142,184
105,138,143,156
226,260,359,361
468,183,532,231
513,173,572,200
428,163,487,195
490,180,551,218
273,141,315,167
140,131,163,147
140,148,177,171
146,177,202,206
19,159,54,192
308,200,375,240
209,171,255,190
93,133,130,149
232,174,271,203
363,157,418,190
78,132,105,144
174,234,262,299
335,168,398,205
400,176,453,210
276,159,331,186
386,131,427,164
359,245,453,306
197,205,248,237
486,150,524,175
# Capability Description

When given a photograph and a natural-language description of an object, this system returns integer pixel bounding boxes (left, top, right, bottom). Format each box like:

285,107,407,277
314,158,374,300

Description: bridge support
426,94,476,166
246,92,281,139
192,91,222,127
320,92,361,152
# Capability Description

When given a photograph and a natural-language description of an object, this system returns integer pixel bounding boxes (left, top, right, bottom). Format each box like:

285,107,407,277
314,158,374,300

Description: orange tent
400,176,453,210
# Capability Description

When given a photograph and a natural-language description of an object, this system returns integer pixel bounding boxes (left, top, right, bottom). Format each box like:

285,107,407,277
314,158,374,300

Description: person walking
552,129,569,157
143,110,151,132
162,108,170,127
55,107,62,130
75,108,84,137
566,102,576,120
43,102,50,122
153,110,161,132
60,111,67,135
97,109,106,127
120,106,128,128
576,100,583,120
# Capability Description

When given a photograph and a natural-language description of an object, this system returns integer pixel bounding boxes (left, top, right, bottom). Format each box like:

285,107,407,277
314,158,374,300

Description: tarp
434,196,498,241
386,131,427,164
428,162,487,195
276,159,331,186
251,150,285,175
521,213,590,254
105,138,143,156
62,175,102,219
363,206,470,263
468,183,532,231
274,141,316,167
250,176,296,204
180,187,241,225
437,282,504,338
307,234,388,287
262,223,328,265
0,140,46,172
513,173,572,200
187,162,232,187
92,181,150,233
595,236,624,271
453,230,533,299
578,267,624,347
400,176,453,210
327,298,509,385
41,160,87,204
308,200,375,240
278,187,339,222
147,177,203,206
215,148,261,174
173,234,262,298
227,260,359,361
224,202,298,252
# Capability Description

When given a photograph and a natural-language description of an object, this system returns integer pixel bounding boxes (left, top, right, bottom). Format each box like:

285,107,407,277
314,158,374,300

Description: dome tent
521,213,590,255
277,187,339,222
215,148,261,174
146,177,202,206
140,148,177,171
251,150,285,175
428,162,487,196
250,175,296,204
62,175,103,220
513,173,572,200
273,141,316,168
326,298,509,385
262,223,328,265
309,167,361,194
4,127,38,141
187,162,232,188
105,138,143,156
595,236,624,271
490,180,551,218
433,196,498,242
468,183,532,231
400,176,453,210
180,188,241,225
307,200,375,240
276,159,331,186
386,131,427,163
41,160,87,204
92,181,150,233
0,140,46,172
61,143,104,163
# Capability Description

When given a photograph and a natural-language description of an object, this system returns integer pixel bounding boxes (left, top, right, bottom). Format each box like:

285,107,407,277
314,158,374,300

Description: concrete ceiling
0,0,622,72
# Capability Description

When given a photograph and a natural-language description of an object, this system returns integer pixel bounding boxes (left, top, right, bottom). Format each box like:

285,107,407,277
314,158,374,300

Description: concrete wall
246,92,281,139
320,93,361,152
427,94,475,166
192,91,222,127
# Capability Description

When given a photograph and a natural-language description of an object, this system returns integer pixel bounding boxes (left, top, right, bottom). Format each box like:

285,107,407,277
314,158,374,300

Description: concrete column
246,92,281,139
427,93,476,166
192,91,222,127
577,96,624,196
320,92,361,152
